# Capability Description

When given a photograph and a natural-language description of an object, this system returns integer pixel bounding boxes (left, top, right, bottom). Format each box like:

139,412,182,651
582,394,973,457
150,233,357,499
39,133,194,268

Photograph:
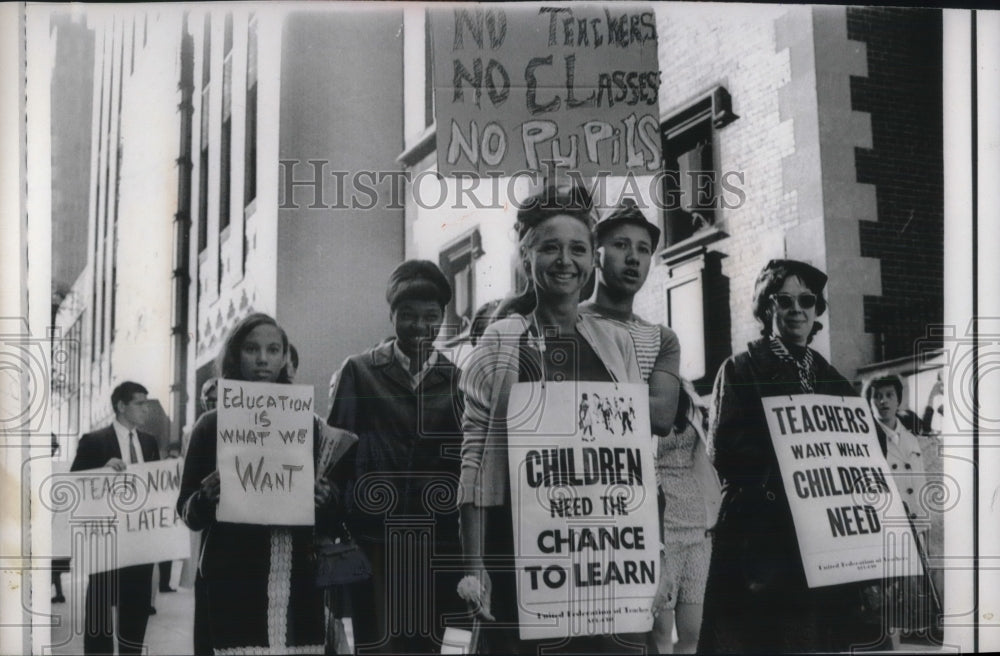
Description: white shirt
393,340,439,390
113,419,145,464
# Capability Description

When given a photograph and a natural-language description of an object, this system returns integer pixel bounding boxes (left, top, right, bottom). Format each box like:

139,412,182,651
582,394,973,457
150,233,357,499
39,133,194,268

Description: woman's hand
457,567,495,621
200,470,220,504
650,548,675,617
314,478,334,507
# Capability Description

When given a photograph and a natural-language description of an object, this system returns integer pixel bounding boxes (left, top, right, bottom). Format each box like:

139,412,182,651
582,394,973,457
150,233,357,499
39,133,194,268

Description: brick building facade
404,4,944,394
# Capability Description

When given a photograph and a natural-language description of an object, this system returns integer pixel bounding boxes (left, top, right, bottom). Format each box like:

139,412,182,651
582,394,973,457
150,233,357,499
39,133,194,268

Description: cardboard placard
762,394,924,587
430,4,661,177
47,459,191,573
217,380,315,526
507,382,658,640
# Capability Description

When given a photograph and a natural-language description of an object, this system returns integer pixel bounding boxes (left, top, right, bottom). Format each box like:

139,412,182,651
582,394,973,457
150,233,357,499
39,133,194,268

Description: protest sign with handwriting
217,380,315,525
47,459,190,572
430,4,661,177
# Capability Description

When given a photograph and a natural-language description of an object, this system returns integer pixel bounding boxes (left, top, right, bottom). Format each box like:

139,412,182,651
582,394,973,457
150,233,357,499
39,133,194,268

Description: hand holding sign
200,470,220,504
105,457,126,472
314,478,333,507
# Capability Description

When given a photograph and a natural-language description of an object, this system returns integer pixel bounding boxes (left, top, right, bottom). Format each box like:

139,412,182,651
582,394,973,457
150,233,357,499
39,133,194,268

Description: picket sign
507,381,658,640
763,394,924,588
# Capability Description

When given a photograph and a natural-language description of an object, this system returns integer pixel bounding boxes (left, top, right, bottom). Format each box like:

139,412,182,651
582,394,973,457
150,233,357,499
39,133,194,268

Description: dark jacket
327,339,464,545
71,424,160,471
699,338,886,654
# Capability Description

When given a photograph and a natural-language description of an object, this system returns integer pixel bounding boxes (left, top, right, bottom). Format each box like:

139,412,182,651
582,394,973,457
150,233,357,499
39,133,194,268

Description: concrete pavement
48,563,194,655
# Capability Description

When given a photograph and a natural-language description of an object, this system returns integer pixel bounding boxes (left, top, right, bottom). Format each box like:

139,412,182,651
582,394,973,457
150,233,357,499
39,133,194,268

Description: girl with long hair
177,312,330,655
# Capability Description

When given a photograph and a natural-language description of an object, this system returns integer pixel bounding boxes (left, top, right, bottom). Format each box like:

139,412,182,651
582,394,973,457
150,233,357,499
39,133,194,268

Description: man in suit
71,381,160,655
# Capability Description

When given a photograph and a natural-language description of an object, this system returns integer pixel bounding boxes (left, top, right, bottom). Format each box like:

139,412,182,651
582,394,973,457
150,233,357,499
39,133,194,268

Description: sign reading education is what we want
430,4,662,177
217,380,315,526
48,460,190,572
763,394,923,588
507,382,658,640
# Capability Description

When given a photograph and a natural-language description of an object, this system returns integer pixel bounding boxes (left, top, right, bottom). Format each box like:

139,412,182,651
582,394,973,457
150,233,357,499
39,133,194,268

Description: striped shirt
579,302,680,382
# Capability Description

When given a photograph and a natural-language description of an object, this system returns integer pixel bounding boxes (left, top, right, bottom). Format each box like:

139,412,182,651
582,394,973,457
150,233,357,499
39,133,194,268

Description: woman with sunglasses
457,185,645,654
697,259,887,653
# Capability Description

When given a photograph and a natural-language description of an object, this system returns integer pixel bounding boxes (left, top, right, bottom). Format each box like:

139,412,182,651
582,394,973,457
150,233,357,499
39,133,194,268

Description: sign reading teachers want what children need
763,394,924,588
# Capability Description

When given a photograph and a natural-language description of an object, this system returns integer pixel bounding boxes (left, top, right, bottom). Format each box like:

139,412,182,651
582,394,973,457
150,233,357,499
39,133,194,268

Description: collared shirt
112,419,144,464
392,340,439,390
876,416,905,446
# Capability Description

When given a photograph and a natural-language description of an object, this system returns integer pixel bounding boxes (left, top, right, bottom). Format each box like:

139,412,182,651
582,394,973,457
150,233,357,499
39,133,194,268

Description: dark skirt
201,524,324,653
698,492,885,654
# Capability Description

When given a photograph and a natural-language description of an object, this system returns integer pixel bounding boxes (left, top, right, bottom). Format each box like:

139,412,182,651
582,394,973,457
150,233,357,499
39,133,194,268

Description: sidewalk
49,566,194,655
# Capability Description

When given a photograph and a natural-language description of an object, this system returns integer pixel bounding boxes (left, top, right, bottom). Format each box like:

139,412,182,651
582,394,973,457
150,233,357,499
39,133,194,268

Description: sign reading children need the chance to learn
217,380,315,526
507,382,658,640
430,5,661,177
48,460,190,573
763,394,924,588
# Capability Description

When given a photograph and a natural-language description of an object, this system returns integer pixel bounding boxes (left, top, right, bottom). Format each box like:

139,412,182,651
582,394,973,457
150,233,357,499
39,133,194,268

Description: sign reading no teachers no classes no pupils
431,4,662,177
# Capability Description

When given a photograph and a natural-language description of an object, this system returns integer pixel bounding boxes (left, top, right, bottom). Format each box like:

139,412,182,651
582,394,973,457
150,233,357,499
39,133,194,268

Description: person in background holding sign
71,381,160,656
326,260,465,653
698,259,887,653
457,185,644,654
866,374,942,643
177,313,329,655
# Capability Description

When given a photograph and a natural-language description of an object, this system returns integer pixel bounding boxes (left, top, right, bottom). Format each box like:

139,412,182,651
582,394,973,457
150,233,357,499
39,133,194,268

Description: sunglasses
770,292,817,310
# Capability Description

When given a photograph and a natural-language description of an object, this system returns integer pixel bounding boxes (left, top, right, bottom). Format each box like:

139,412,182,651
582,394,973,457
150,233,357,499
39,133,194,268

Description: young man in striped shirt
580,201,682,437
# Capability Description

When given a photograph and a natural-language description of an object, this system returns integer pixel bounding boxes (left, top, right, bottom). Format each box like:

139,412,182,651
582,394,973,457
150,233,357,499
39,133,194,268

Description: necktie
128,431,138,464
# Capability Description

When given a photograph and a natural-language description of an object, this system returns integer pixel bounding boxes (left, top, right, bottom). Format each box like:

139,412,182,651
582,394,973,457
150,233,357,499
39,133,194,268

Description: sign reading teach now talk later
763,394,923,588
507,382,658,640
430,5,662,177
217,380,315,526
48,460,190,572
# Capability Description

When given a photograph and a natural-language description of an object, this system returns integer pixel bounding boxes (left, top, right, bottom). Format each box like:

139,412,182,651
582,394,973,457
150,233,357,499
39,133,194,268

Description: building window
660,86,738,249
244,15,257,209
439,229,484,338
219,14,233,290
197,14,210,254
662,248,731,390
424,13,434,128
665,259,705,381
53,317,83,437
220,13,233,236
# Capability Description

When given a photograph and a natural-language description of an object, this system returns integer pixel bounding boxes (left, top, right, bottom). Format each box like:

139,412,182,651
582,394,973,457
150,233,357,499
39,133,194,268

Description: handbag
315,525,373,587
